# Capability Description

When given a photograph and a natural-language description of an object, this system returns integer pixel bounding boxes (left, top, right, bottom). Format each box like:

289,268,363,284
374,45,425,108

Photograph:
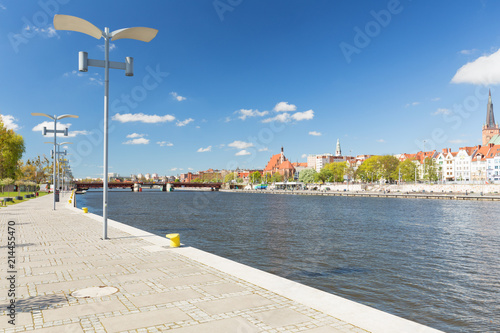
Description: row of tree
297,155,441,184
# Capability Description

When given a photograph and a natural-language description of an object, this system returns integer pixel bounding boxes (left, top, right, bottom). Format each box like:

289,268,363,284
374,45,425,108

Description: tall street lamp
32,113,78,210
45,142,72,192
54,15,158,239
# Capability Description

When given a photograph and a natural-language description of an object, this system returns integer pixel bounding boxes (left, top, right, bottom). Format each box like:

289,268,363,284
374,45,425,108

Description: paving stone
42,299,127,322
199,282,247,296
25,322,85,333
35,277,103,293
195,294,274,315
167,316,259,332
159,274,221,288
0,311,32,329
129,289,202,308
100,308,191,332
252,308,312,328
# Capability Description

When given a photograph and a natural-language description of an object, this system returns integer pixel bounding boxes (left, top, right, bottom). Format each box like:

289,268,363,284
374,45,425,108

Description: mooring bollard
165,233,180,247
82,207,88,213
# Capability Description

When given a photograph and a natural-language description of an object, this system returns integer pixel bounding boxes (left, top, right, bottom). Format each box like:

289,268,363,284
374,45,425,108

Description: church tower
482,90,500,145
335,139,342,156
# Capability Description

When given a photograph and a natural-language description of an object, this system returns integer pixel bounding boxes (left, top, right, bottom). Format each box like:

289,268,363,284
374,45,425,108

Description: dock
0,194,442,332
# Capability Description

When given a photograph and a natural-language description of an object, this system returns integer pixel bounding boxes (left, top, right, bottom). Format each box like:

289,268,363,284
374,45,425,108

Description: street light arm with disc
111,27,158,42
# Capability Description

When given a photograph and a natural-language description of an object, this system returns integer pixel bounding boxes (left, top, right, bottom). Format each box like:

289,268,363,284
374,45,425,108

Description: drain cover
71,286,118,298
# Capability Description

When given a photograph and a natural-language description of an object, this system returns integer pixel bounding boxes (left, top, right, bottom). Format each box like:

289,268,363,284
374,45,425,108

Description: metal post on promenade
54,15,158,239
32,113,78,210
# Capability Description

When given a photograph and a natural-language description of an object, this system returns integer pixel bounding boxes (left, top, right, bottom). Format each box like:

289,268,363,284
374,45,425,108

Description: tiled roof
279,160,295,170
264,153,282,172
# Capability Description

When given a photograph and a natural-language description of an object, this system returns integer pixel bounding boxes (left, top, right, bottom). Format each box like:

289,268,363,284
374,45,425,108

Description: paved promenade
1,195,441,332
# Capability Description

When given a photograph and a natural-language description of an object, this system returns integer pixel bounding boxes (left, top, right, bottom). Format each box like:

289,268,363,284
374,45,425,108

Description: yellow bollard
68,199,72,204
166,233,180,247
82,207,88,213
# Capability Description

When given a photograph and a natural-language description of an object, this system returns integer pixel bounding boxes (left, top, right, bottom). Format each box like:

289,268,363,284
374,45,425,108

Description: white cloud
235,150,251,156
123,138,149,145
67,130,90,137
228,141,253,149
309,131,321,136
98,43,116,52
451,48,500,85
301,154,308,158
377,139,385,143
197,146,212,152
170,167,178,171
274,101,297,112
224,117,231,123
258,147,269,152
157,141,174,147
112,113,175,123
433,108,451,116
431,97,441,102
126,133,145,138
24,25,58,38
405,102,420,108
170,92,186,101
176,118,194,127
64,70,103,85
0,115,20,131
262,113,291,123
449,139,467,144
459,49,478,55
292,109,314,121
0,3,6,10
236,109,269,120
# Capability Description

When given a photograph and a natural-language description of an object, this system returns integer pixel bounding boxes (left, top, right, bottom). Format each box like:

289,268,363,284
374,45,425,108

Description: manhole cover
71,286,118,298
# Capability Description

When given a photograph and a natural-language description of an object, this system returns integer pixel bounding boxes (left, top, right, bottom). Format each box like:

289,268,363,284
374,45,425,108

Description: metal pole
53,116,57,210
103,27,110,240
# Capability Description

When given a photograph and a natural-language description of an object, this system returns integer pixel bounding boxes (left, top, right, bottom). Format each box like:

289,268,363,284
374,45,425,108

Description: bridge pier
133,183,141,192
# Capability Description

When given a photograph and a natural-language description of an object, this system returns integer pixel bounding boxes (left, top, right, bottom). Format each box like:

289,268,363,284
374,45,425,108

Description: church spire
486,89,496,127
335,139,342,156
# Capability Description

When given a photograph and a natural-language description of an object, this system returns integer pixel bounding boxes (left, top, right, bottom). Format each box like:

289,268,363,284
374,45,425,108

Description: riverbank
224,188,500,201
0,194,442,332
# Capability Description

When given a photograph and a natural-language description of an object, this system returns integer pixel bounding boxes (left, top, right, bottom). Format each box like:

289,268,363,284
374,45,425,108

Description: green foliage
356,155,400,182
298,168,317,183
324,162,347,182
0,177,14,193
423,157,439,181
224,173,237,183
314,168,333,183
0,118,25,179
271,173,283,182
399,159,418,181
249,171,262,183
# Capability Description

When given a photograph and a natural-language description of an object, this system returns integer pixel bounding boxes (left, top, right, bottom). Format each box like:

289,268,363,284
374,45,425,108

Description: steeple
335,139,342,156
486,89,496,127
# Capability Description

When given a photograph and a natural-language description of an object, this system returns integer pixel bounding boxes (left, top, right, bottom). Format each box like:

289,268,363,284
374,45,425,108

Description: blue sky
2,0,500,178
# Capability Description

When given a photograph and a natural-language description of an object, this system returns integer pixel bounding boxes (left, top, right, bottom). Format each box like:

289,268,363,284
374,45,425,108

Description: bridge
75,182,223,192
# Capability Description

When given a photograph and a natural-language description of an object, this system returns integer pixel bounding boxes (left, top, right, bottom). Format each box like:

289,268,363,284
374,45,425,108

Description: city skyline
2,1,500,178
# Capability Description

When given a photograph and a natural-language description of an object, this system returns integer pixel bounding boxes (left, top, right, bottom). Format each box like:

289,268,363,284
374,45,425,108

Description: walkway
1,194,441,332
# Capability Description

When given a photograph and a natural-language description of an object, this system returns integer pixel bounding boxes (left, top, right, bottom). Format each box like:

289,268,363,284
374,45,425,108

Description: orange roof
264,153,282,171
278,160,295,170
292,162,307,167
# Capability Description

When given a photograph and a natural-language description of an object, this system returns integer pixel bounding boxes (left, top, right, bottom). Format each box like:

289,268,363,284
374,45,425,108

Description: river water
76,189,500,332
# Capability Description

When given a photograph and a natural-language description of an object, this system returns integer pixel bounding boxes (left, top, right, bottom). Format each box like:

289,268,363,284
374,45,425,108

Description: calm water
77,190,500,332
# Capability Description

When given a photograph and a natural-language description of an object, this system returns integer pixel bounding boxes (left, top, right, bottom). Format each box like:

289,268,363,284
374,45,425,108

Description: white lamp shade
53,14,103,39
111,27,158,42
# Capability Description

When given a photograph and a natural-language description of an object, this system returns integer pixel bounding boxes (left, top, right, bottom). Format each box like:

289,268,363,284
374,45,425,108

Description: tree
378,155,400,182
356,156,379,182
224,173,237,183
298,168,317,183
423,157,439,181
0,177,14,193
249,171,262,184
271,173,283,182
0,117,25,179
324,162,346,182
399,158,418,181
314,168,333,183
